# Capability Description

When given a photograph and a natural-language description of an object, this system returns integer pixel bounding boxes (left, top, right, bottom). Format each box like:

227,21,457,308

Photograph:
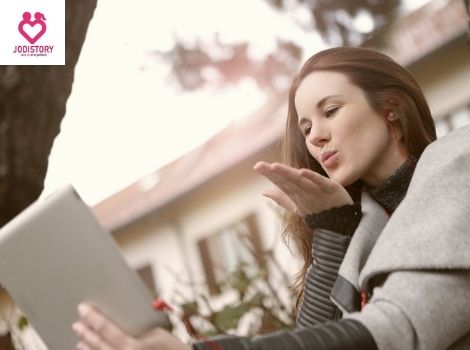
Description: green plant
170,246,297,339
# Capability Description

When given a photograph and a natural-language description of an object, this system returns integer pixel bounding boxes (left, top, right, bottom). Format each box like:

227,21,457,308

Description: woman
73,47,470,350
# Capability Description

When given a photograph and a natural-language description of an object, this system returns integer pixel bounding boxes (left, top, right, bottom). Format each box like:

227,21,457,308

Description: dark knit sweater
305,156,418,235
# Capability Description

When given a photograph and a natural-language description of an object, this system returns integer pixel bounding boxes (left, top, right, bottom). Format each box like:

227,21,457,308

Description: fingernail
78,303,89,316
72,322,82,334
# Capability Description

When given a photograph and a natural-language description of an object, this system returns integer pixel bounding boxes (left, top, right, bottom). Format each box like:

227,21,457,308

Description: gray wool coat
193,125,470,350
340,124,470,349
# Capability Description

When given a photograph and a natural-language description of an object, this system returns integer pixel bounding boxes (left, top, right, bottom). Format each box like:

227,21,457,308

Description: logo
0,0,65,65
18,12,47,44
13,11,54,57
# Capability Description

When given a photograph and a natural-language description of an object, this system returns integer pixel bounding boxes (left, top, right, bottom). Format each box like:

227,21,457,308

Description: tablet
0,185,170,349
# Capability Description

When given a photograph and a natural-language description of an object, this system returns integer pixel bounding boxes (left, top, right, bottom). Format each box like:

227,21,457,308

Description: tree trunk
0,0,97,348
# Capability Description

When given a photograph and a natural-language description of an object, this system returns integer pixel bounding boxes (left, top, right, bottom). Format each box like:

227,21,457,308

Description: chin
330,171,359,187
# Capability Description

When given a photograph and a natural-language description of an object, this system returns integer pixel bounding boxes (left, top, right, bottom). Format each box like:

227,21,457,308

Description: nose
308,124,330,148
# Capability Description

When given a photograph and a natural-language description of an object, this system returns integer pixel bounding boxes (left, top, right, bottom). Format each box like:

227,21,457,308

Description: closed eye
325,106,340,118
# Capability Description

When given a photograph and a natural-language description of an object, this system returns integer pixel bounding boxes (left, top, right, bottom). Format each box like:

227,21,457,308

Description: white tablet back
0,185,169,349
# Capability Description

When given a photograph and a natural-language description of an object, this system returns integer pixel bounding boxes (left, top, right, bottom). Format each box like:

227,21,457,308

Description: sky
42,0,430,205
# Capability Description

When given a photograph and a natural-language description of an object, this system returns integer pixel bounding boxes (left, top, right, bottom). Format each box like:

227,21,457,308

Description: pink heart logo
18,12,47,44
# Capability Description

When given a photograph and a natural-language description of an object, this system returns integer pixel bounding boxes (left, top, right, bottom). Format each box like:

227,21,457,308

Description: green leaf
246,292,264,308
17,315,28,331
214,304,250,330
259,310,292,334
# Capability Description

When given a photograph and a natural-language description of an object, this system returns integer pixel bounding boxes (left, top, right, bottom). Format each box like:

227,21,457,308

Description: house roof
93,0,468,232
380,0,467,66
93,92,287,231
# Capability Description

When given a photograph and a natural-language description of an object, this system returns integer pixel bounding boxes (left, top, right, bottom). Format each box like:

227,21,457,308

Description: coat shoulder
359,125,470,287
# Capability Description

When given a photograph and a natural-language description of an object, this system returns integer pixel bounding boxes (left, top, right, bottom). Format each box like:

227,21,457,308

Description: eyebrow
298,94,342,126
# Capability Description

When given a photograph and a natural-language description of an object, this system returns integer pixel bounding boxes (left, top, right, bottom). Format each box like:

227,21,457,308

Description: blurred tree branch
0,0,97,348
154,0,401,93
155,36,302,94
264,0,400,45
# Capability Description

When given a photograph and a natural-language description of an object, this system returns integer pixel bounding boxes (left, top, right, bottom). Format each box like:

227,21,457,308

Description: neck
362,146,408,188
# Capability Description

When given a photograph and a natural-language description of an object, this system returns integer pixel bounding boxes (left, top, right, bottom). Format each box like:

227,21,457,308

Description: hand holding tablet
0,185,169,349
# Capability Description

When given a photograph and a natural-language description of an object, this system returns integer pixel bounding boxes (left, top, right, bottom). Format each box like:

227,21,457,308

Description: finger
270,163,310,184
253,161,271,175
254,162,289,190
299,168,334,193
256,166,295,195
270,163,321,196
77,304,130,349
262,189,297,212
73,322,113,350
76,341,92,350
255,162,291,182
267,164,307,190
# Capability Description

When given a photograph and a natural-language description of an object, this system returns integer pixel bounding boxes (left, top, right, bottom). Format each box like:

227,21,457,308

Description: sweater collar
366,156,417,214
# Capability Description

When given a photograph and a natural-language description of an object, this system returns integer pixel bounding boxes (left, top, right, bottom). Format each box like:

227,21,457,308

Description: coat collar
366,156,417,214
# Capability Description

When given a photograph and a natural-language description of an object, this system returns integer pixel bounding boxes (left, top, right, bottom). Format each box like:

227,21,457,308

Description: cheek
333,119,389,184
306,141,319,162
344,115,389,153
343,124,390,174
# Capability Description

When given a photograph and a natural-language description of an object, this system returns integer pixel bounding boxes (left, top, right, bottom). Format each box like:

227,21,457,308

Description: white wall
411,40,470,118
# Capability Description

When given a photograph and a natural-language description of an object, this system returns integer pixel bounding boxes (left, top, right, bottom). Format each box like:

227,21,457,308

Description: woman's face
294,71,406,187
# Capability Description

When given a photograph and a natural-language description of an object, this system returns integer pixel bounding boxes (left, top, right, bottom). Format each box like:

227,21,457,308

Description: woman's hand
253,161,353,216
73,303,191,350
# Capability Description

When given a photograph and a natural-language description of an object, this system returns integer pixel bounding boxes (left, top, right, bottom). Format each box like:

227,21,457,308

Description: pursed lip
320,151,337,163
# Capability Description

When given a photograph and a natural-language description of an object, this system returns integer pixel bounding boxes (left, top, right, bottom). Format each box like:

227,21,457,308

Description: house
93,91,294,306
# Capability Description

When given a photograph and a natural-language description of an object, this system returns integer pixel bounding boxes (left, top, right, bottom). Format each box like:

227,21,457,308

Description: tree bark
0,0,97,348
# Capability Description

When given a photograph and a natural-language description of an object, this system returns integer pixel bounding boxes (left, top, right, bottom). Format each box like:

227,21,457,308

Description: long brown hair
282,47,437,308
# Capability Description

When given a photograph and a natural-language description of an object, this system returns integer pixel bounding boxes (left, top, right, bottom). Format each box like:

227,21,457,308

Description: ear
386,110,398,121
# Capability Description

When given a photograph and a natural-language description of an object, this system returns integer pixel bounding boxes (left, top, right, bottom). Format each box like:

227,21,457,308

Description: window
435,104,470,137
197,213,264,295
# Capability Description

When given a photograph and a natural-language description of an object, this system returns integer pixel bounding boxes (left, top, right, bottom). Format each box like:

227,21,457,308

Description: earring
387,111,397,121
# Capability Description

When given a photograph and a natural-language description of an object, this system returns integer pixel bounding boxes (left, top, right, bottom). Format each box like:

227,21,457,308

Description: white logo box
0,0,65,65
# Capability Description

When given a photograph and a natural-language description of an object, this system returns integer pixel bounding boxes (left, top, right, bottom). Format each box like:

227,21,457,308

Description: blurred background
43,0,435,205
0,0,469,348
